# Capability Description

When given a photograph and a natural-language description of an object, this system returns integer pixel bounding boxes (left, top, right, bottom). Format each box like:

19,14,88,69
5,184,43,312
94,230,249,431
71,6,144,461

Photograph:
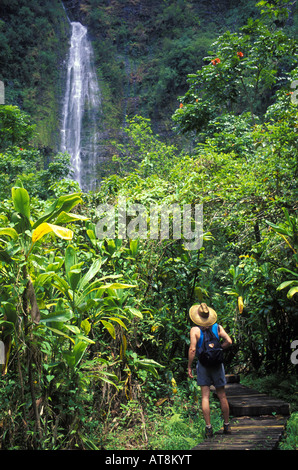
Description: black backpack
197,324,223,367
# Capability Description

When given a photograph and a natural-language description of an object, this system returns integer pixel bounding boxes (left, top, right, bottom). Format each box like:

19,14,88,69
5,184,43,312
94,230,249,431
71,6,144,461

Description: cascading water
61,21,101,192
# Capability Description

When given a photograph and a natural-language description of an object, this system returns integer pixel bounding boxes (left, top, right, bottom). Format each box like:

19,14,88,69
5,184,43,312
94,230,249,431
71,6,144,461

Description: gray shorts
196,361,226,388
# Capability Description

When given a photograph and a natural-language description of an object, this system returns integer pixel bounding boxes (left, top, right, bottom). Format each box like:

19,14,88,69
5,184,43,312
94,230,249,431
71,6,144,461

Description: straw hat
189,303,217,327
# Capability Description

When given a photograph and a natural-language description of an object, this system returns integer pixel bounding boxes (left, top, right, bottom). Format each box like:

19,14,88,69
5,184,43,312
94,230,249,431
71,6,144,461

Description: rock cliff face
0,0,262,152
61,0,260,141
3,0,296,178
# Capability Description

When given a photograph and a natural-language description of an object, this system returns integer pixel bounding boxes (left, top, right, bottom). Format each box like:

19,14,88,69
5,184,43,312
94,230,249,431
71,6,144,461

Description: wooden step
193,375,290,450
193,415,287,450
223,383,290,417
225,374,240,383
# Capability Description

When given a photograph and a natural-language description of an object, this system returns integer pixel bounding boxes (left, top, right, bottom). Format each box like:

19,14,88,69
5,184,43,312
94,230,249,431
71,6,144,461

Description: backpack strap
211,322,219,339
197,326,204,348
197,322,218,348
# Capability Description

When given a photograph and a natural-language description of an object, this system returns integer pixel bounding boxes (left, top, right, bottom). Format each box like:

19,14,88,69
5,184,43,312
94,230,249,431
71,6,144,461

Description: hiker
187,303,232,438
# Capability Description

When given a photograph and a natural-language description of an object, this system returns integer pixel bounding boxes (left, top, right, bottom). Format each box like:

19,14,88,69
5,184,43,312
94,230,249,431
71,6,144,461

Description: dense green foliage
0,0,69,149
0,105,75,200
1,0,264,147
0,0,297,451
79,0,261,129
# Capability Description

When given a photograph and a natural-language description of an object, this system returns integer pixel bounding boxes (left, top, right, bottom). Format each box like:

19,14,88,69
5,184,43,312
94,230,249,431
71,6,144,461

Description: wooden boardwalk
192,375,290,450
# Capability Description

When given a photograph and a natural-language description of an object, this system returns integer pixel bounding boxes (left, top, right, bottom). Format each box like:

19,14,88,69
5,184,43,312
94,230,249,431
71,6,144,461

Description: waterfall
61,22,101,192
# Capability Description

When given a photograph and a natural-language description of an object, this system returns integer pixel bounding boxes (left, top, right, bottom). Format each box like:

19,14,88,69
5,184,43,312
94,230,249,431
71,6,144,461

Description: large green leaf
277,280,297,291
125,306,143,319
40,310,74,323
65,245,83,291
12,187,30,220
96,282,137,294
32,223,73,243
81,318,91,335
43,325,75,343
65,245,78,275
73,341,88,367
63,341,88,368
0,227,19,240
69,264,84,291
32,193,82,229
287,286,298,298
55,211,89,224
101,320,116,339
129,239,139,256
34,272,55,286
77,258,103,293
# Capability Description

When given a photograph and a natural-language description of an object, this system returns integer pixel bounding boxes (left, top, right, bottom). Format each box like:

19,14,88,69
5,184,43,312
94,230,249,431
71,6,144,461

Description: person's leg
216,386,230,427
201,385,211,425
201,385,213,437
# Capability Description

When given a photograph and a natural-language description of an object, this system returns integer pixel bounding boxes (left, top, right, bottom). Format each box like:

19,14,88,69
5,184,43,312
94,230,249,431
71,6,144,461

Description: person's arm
218,325,232,350
188,327,199,379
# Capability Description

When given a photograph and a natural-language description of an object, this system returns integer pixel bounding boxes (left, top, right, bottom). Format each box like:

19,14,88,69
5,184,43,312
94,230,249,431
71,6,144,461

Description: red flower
237,51,244,58
179,103,183,108
211,58,221,65
19,148,24,151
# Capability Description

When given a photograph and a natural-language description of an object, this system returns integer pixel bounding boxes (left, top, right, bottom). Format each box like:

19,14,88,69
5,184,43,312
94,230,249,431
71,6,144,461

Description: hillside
0,0,297,451
1,0,266,151
62,0,265,136
0,0,69,150
1,0,296,151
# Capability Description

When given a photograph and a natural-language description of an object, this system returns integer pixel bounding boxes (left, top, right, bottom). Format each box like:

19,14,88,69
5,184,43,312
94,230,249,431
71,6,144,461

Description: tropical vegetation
0,0,297,450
